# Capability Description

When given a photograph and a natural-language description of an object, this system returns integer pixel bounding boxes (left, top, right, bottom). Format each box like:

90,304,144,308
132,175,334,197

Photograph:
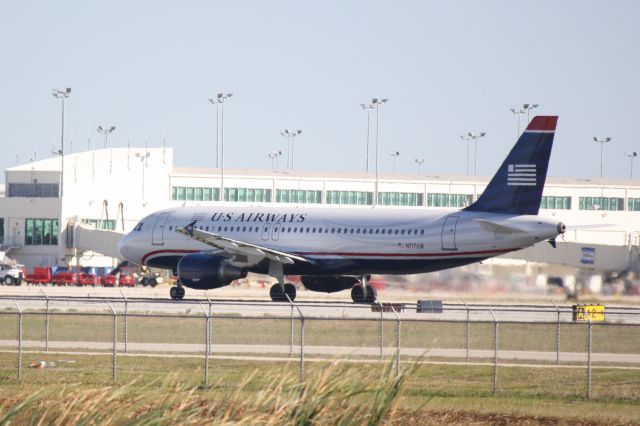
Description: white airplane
119,116,565,302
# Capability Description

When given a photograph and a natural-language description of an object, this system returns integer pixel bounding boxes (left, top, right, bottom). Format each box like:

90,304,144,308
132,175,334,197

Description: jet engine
177,253,247,290
301,275,360,293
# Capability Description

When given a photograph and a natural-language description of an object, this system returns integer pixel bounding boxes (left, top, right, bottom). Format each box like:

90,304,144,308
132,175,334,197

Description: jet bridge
73,222,125,260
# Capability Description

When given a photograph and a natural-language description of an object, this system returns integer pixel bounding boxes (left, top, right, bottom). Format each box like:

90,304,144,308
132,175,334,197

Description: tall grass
0,361,407,425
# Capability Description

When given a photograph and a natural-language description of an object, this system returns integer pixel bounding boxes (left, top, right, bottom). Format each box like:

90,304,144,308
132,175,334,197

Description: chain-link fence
1,295,639,399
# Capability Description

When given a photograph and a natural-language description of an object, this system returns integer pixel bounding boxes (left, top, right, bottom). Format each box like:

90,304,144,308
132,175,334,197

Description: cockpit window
134,222,144,232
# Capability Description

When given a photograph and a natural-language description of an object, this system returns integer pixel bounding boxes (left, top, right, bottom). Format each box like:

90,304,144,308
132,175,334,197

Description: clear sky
2,1,639,183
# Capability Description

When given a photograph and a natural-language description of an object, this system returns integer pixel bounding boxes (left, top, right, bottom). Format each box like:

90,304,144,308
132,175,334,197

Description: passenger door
441,216,459,251
152,212,171,246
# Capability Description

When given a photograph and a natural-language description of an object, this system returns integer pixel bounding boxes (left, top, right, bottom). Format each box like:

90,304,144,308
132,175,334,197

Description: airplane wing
175,221,310,265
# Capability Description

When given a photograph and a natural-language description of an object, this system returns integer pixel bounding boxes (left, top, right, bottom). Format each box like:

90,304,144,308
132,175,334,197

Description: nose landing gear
170,283,185,300
351,275,377,303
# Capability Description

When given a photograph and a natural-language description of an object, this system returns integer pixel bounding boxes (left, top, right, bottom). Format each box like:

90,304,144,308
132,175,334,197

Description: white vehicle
0,264,25,285
119,116,564,302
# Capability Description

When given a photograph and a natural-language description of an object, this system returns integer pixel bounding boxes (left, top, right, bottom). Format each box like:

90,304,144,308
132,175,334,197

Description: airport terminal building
1,146,639,283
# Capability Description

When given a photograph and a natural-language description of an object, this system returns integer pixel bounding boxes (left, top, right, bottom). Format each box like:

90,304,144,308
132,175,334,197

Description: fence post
14,301,23,382
462,298,470,362
40,289,50,352
107,303,117,382
553,302,560,365
290,304,294,358
119,290,128,354
199,303,210,386
490,310,498,395
205,291,213,357
390,305,401,378
377,300,384,358
587,318,592,399
285,293,304,381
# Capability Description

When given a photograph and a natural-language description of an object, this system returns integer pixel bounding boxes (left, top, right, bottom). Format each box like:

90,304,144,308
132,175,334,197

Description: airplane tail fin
464,116,558,215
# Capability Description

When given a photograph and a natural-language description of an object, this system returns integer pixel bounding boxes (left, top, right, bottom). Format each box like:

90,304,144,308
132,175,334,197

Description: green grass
1,352,640,424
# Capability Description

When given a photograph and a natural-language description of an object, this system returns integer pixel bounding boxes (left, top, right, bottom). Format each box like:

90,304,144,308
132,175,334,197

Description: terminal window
25,218,59,246
378,192,424,206
81,219,116,230
276,189,322,204
224,187,271,203
326,191,373,205
172,187,221,202
628,198,640,211
8,183,59,198
579,196,624,211
540,196,572,210
0,218,3,245
427,193,473,208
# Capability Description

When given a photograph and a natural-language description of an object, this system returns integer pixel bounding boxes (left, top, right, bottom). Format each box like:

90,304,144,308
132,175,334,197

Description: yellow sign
573,304,606,322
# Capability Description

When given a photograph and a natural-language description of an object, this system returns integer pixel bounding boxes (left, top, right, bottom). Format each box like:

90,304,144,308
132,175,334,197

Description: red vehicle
27,267,52,285
118,272,135,287
79,272,101,286
51,268,79,286
103,274,117,287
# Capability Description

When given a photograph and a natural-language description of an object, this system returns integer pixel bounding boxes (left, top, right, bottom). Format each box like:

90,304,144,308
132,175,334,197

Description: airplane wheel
284,283,296,301
270,284,296,302
365,285,377,303
351,285,366,304
149,277,158,287
170,286,184,300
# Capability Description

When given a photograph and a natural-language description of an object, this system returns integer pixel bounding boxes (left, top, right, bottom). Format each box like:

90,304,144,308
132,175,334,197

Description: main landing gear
267,260,296,302
170,283,185,300
269,283,297,302
351,275,377,304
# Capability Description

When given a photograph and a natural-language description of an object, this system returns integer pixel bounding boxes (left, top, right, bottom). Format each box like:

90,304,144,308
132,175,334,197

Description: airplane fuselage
119,204,562,276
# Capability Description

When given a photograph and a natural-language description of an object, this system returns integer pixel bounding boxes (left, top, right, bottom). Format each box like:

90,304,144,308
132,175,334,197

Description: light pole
360,103,375,172
414,158,424,173
460,134,472,175
625,152,638,179
389,151,400,172
371,97,388,205
208,93,233,201
460,132,486,176
522,103,539,123
97,126,116,174
280,129,302,170
268,150,283,170
593,137,612,179
97,125,116,148
52,88,71,197
135,143,151,201
510,108,526,137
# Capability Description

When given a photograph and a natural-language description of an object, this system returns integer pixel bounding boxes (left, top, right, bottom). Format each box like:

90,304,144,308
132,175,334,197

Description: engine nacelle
301,275,360,293
177,253,247,290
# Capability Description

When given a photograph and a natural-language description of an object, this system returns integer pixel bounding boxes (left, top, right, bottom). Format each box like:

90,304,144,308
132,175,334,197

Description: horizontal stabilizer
474,219,527,234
